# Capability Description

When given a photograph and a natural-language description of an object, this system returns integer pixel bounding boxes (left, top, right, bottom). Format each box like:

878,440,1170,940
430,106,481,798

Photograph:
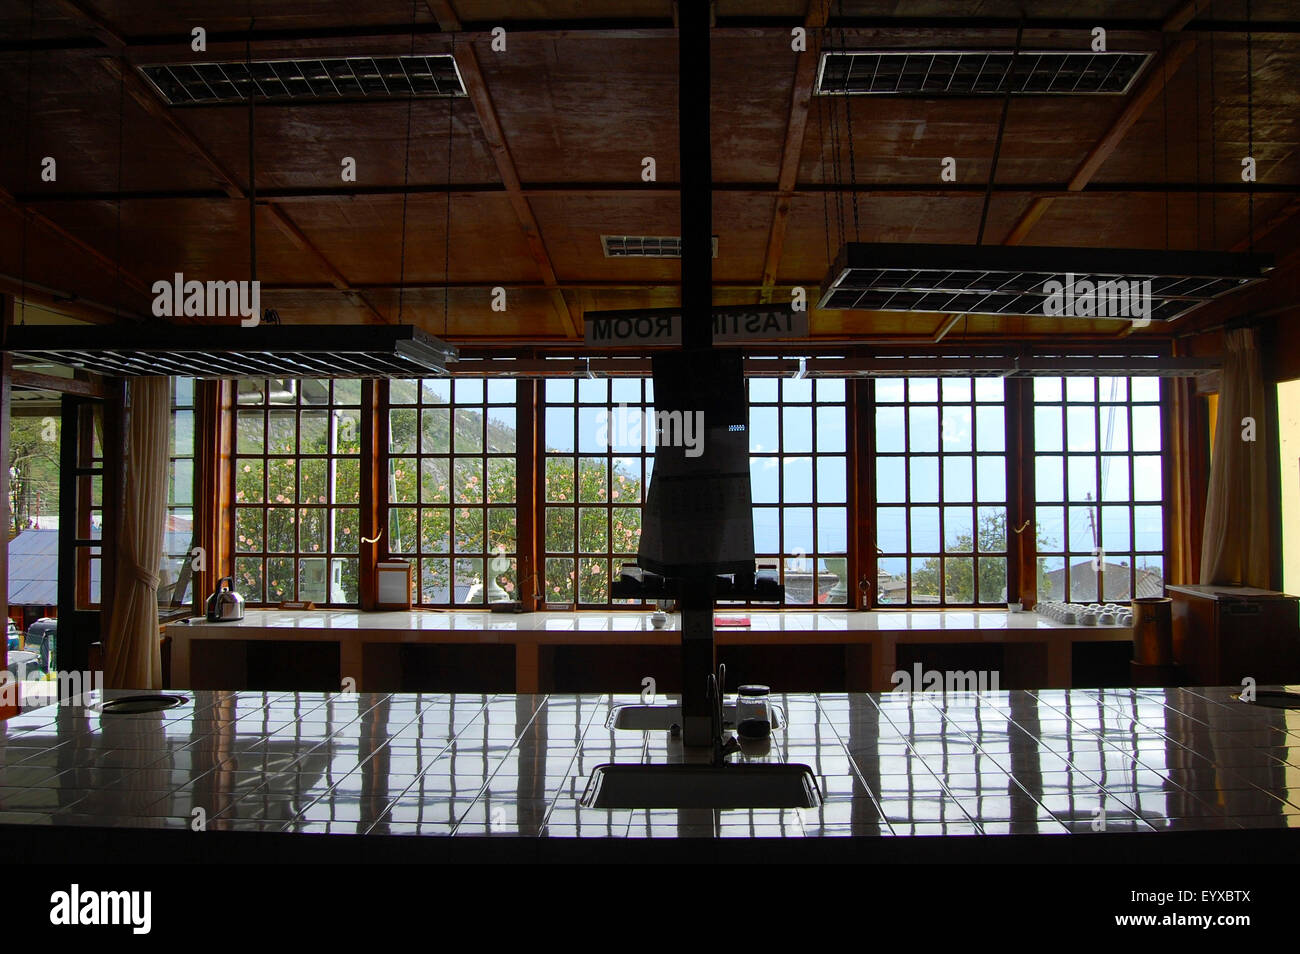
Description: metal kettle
205,577,246,622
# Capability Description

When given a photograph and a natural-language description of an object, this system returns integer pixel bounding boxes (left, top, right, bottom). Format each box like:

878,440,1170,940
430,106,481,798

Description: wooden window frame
870,376,1012,608
229,378,364,607
539,377,655,609
741,377,850,608
1030,375,1167,604
197,362,1177,616
379,377,524,608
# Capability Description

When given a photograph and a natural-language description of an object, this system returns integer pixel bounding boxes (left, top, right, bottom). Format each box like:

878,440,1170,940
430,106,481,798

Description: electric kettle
205,577,246,622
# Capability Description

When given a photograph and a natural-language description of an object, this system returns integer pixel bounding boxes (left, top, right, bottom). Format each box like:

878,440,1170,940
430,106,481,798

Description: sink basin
608,703,784,731
580,763,821,809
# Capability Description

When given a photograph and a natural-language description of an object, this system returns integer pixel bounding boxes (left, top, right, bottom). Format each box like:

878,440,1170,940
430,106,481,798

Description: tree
233,393,363,604
231,382,646,605
9,415,61,531
911,510,1053,604
542,453,641,604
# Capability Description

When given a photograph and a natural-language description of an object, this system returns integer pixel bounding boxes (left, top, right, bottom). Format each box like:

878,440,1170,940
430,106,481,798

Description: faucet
707,663,741,766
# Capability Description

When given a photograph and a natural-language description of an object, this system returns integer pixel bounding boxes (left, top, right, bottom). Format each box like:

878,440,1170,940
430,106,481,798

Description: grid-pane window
232,378,361,605
76,403,103,609
542,378,653,607
161,377,197,612
388,378,517,605
749,378,849,605
874,377,1008,606
1033,376,1164,602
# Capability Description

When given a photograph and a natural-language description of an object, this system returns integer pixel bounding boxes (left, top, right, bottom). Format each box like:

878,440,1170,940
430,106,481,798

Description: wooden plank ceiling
0,0,1296,347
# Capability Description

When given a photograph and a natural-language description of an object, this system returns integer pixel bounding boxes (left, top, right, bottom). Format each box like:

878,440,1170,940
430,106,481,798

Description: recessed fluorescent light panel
3,324,457,378
816,50,1152,96
601,235,719,259
139,55,465,105
818,244,1272,323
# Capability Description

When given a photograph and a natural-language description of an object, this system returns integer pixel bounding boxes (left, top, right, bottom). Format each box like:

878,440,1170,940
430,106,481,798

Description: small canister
1132,596,1173,665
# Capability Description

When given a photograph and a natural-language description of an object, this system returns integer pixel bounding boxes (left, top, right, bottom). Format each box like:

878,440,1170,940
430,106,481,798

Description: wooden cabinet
1168,585,1300,686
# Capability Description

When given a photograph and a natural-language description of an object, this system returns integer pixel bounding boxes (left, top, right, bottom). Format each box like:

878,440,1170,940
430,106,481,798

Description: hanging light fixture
817,243,1272,321
814,13,1271,325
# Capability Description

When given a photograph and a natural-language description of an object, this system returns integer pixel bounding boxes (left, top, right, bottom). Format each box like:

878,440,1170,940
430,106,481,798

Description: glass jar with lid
735,685,772,739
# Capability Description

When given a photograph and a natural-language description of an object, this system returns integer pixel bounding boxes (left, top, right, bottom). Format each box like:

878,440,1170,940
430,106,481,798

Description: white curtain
105,377,170,689
1200,328,1272,587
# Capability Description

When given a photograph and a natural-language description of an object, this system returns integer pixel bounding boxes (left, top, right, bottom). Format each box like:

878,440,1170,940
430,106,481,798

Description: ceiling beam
428,0,578,337
1231,195,1300,252
9,368,109,398
1002,35,1197,245
93,57,387,323
52,0,126,49
424,0,462,32
931,313,966,342
0,187,150,300
0,273,133,324
17,181,1300,205
8,14,1300,55
1162,0,1211,32
1000,0,1203,247
450,45,580,337
98,56,243,199
758,0,831,305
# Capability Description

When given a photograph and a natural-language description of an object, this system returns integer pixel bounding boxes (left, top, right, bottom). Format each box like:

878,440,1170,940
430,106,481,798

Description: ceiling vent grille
818,244,1272,323
139,54,465,105
601,235,719,258
816,50,1152,96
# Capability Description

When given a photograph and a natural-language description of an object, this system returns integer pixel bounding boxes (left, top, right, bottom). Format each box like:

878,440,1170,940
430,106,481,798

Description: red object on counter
714,615,751,627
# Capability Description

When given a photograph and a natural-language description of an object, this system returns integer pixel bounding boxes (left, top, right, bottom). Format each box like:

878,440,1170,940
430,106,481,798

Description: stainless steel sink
580,763,821,809
607,703,784,731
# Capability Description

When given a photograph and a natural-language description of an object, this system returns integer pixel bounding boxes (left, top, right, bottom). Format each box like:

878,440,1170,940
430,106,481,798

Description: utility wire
1161,30,1170,250
18,0,35,326
397,0,418,324
247,21,257,303
976,18,1024,246
837,0,860,240
1246,0,1255,252
445,36,455,338
816,63,832,269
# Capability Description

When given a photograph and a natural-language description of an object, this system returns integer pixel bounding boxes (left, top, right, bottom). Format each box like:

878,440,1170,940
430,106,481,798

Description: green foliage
386,396,519,603
234,392,364,604
911,510,1052,604
544,454,642,605
9,415,61,531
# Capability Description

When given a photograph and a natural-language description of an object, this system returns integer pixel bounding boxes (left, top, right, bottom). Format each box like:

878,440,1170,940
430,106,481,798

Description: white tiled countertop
164,610,1132,692
170,608,1132,635
1,687,1297,839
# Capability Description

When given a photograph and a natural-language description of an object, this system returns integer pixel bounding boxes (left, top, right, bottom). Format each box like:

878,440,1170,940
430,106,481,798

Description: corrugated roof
7,527,196,607
7,529,57,607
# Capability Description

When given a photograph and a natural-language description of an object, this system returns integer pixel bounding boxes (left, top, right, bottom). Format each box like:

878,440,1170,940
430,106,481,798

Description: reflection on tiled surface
1,687,1299,838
